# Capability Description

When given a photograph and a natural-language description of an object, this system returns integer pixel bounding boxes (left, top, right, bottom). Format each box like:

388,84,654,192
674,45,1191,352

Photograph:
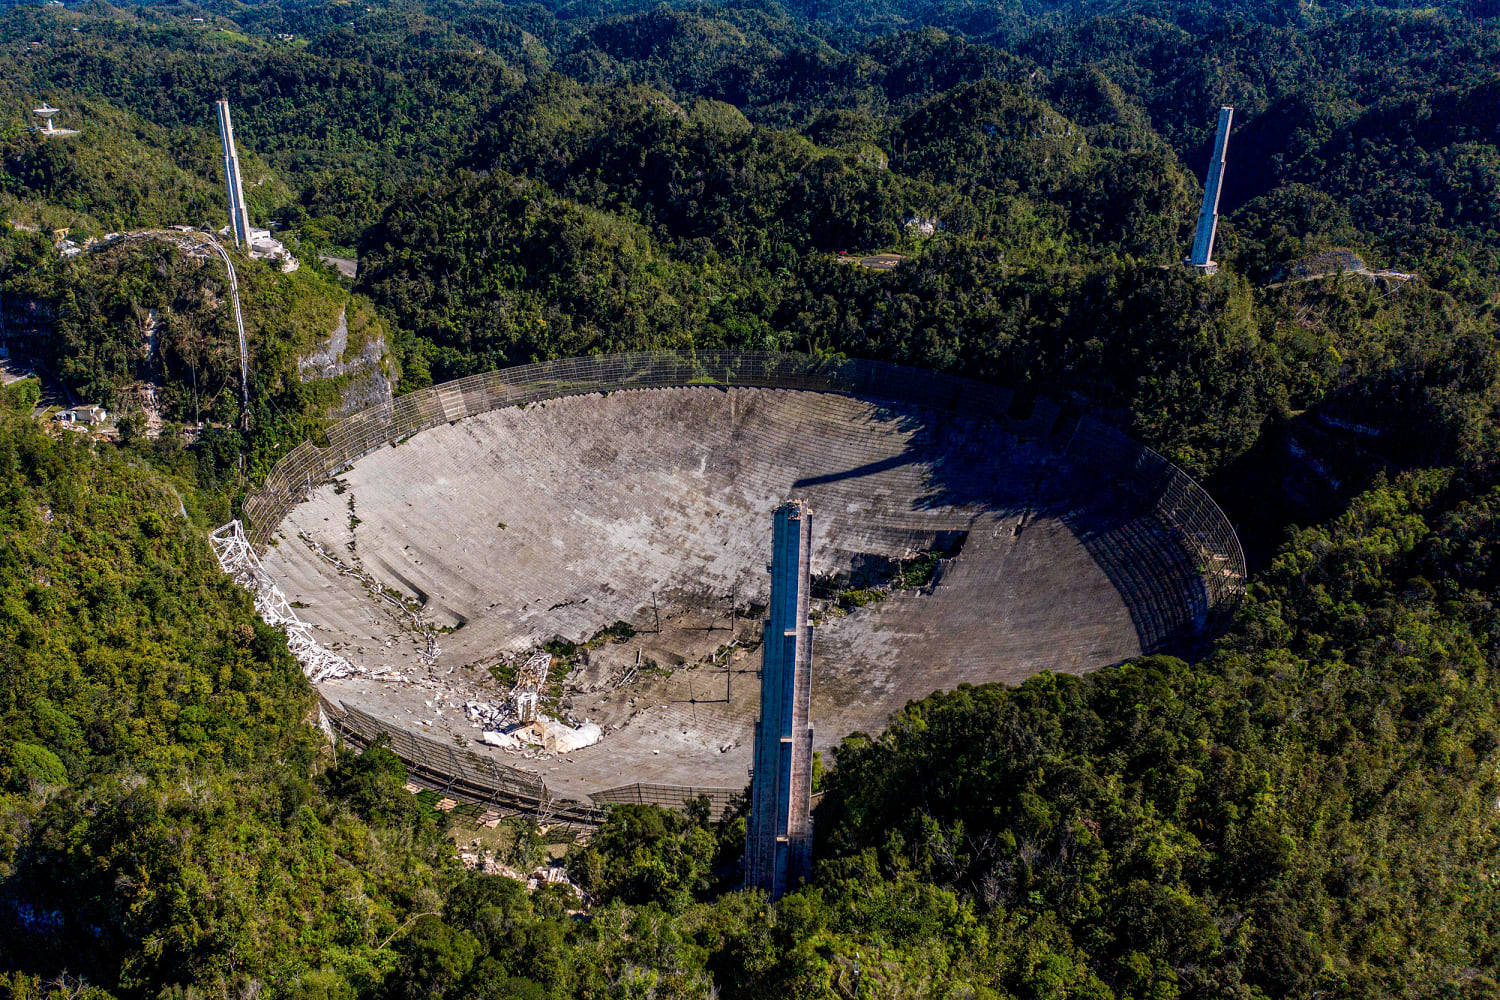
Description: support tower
215,100,253,249
745,499,815,898
1187,106,1234,274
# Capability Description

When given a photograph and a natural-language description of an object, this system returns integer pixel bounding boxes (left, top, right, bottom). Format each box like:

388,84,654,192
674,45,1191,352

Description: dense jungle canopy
2,0,1500,998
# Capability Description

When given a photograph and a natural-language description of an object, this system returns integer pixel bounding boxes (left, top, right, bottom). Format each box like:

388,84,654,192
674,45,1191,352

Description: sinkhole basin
248,352,1244,803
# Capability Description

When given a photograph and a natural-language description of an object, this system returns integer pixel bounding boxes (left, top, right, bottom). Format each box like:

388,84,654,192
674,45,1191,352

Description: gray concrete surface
263,387,1180,799
320,255,358,279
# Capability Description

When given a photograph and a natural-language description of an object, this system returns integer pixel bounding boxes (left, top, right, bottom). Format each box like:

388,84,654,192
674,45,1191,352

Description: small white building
54,404,108,426
221,226,300,272
250,228,300,272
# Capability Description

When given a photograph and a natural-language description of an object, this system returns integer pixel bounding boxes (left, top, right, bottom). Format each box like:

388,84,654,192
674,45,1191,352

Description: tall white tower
1187,106,1234,274
215,100,253,248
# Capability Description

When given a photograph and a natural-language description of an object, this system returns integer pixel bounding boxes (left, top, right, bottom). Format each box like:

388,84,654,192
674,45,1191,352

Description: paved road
321,255,357,279
857,253,905,270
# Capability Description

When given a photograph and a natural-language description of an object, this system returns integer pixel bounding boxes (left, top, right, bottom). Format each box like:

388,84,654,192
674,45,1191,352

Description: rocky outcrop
298,307,395,417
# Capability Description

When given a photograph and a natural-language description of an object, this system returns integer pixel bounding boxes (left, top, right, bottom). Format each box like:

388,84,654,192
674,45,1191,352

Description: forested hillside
3,0,1500,997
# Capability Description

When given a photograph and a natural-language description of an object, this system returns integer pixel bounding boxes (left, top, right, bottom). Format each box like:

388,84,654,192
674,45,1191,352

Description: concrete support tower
1187,106,1234,274
745,499,815,899
215,100,253,249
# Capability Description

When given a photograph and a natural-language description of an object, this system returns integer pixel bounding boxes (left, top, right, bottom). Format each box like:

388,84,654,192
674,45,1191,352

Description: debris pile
463,697,602,754
456,852,584,899
466,699,513,729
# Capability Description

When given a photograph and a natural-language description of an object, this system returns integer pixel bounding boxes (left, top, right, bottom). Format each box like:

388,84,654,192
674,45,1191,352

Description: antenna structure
1187,106,1234,274
33,104,79,138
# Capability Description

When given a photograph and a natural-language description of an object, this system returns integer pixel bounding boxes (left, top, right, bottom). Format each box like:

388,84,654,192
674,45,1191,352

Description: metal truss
210,519,353,682
512,650,551,724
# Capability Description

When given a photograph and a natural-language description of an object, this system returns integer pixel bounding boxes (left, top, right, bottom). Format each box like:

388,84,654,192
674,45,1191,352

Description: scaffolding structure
209,519,352,682
745,499,815,898
512,650,551,724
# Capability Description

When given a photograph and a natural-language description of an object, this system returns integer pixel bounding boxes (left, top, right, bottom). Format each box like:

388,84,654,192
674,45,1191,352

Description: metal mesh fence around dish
323,699,605,826
242,351,1245,620
588,782,745,821
1066,416,1245,616
242,353,1007,544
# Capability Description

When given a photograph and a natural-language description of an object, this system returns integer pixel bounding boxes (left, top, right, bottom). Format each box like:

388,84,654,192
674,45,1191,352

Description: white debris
547,720,602,753
456,853,583,901
208,520,355,683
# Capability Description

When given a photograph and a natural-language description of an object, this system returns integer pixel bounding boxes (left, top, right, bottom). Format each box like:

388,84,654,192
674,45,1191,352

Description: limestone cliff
297,305,395,417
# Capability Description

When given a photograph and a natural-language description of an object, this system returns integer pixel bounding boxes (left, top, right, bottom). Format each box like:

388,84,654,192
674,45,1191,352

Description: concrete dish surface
262,386,1199,799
